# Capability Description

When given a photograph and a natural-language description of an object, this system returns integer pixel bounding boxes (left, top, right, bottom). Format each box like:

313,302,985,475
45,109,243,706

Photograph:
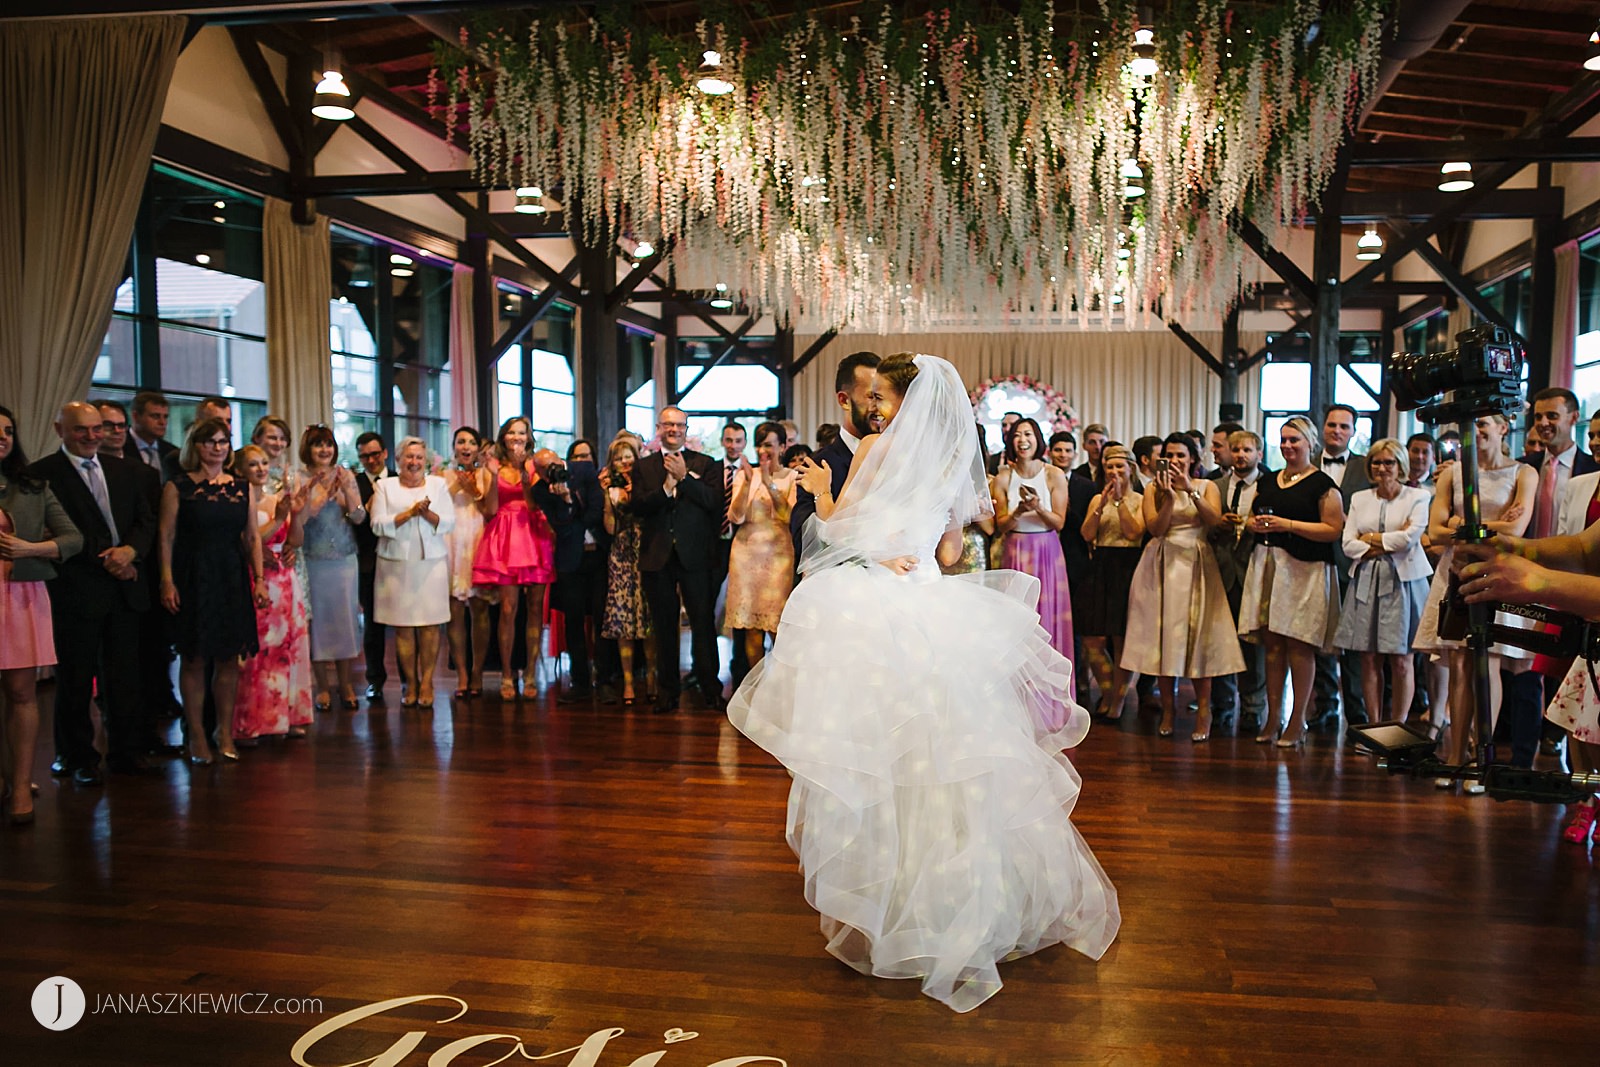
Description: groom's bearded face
841,366,877,438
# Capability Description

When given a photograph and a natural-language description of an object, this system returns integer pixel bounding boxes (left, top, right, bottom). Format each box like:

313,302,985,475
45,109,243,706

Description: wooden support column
1525,162,1559,393
776,325,795,417
1310,163,1347,422
1378,299,1398,436
1219,306,1241,417
467,227,495,432
576,241,622,440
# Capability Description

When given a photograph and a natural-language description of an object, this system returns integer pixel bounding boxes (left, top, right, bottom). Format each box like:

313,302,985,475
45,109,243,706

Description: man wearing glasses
632,407,723,713
27,402,156,782
353,431,394,701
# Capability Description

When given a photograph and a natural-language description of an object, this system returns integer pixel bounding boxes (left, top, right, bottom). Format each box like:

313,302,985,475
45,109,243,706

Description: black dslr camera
1388,324,1523,426
545,462,570,486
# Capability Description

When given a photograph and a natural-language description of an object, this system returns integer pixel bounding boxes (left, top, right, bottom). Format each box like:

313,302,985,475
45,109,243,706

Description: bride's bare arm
800,434,880,521
935,514,965,567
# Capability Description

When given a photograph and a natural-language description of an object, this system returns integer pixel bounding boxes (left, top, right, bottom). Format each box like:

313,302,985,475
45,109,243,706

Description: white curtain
1551,239,1580,392
0,16,187,458
448,262,478,433
793,330,1266,447
263,198,333,434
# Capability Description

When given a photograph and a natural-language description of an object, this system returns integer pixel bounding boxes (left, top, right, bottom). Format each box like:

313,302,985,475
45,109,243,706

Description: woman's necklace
1278,465,1313,488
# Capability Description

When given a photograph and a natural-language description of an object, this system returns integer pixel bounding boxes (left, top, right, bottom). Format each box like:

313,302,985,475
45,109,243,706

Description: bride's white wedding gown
728,525,1121,1011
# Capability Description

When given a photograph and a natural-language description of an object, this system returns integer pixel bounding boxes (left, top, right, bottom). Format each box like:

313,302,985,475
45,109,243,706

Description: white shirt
1222,467,1261,517
61,445,120,542
840,426,862,454
1320,450,1351,487
1541,442,1577,523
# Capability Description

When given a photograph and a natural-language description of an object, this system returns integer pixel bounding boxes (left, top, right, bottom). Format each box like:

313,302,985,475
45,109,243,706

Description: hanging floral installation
433,1,1384,331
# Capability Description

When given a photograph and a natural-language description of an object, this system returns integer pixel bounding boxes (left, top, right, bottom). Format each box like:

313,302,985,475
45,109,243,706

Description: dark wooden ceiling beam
1383,74,1551,111
1366,98,1532,130
1341,187,1563,222
296,170,486,196
1399,54,1574,91
1454,5,1598,36
1349,136,1600,166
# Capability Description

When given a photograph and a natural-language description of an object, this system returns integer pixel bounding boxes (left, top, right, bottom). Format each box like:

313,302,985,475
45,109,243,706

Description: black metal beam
488,212,570,237
297,171,486,197
1166,322,1226,378
1388,220,1526,347
485,261,580,365
1340,187,1563,223
1233,218,1315,303
605,240,671,314
789,329,838,378
675,315,758,401
228,28,301,160
680,306,762,363
1347,136,1600,167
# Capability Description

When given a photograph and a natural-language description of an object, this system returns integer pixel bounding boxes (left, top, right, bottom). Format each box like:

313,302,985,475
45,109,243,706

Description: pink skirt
1001,530,1075,661
0,576,56,670
471,498,555,586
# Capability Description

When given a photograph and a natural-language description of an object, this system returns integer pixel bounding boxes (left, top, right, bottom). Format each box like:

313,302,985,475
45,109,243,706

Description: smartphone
1155,458,1170,474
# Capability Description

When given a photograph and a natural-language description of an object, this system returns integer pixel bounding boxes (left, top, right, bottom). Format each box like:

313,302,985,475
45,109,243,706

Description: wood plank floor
3,670,1597,1066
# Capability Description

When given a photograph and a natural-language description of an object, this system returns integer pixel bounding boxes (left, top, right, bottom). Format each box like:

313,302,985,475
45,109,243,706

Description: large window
1573,232,1600,419
1256,331,1382,467
493,290,576,456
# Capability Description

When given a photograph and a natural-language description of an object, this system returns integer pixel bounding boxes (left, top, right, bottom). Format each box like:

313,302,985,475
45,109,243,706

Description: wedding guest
0,405,82,824
601,437,656,705
1186,429,1211,480
352,431,392,700
444,427,493,698
1406,431,1447,725
369,437,454,708
1208,430,1269,733
28,401,154,783
1406,433,1437,489
1051,430,1095,704
939,422,996,576
232,444,312,741
1209,422,1242,476
815,424,840,449
298,425,366,711
1077,423,1109,486
725,421,798,668
158,417,264,764
991,417,1074,661
782,444,813,471
244,417,288,489
780,419,802,452
99,398,179,749
1313,404,1371,731
125,390,176,477
985,411,1024,476
1131,435,1163,484
1238,416,1346,748
1120,434,1241,740
711,422,749,686
568,439,596,465
1545,436,1600,841
633,405,723,713
1048,431,1078,473
472,417,555,699
1078,445,1143,720
530,445,606,702
1332,440,1431,725
1412,414,1536,790
162,395,231,482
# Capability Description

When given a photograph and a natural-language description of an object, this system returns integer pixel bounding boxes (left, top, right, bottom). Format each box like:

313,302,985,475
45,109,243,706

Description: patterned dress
169,475,258,660
235,505,313,737
601,502,651,640
724,472,796,633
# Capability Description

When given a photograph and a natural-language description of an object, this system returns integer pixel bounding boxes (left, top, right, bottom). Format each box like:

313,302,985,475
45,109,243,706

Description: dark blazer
530,461,605,574
791,437,854,544
1519,446,1600,478
26,450,156,612
631,448,720,572
1324,452,1369,580
124,435,177,482
1059,471,1096,586
0,479,84,582
354,469,393,565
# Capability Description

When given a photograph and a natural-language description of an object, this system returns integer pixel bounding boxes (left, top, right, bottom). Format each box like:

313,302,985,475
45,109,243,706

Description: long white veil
800,354,991,574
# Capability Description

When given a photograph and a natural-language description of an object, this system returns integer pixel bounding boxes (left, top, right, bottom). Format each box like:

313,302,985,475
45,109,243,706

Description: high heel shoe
1275,727,1307,749
1191,710,1212,743
314,692,332,712
1562,803,1597,844
219,745,240,762
1157,711,1175,738
500,677,517,700
7,800,35,826
340,689,360,710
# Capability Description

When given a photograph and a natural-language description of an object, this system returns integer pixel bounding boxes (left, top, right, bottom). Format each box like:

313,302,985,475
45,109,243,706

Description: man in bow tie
1312,404,1370,733
27,402,156,782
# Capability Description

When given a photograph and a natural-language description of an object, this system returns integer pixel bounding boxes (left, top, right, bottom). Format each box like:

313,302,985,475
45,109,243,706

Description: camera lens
1389,350,1459,412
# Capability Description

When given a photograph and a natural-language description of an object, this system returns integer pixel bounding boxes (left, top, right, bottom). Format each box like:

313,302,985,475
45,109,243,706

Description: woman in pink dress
472,417,555,699
0,405,83,825
725,421,798,667
233,445,313,741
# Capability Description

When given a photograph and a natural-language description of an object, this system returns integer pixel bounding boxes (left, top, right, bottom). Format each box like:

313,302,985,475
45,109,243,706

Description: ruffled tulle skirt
727,563,1121,1012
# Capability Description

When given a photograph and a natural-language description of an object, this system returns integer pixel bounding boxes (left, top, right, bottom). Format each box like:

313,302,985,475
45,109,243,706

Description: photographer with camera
530,446,605,704
1457,519,1600,841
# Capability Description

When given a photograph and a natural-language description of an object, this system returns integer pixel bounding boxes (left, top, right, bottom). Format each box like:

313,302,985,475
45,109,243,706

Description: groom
791,351,881,556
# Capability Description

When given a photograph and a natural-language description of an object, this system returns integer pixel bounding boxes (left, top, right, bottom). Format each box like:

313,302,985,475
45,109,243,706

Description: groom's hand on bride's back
877,555,919,575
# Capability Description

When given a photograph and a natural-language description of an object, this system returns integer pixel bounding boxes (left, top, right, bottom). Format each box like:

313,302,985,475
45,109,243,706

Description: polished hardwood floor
3,660,1598,1066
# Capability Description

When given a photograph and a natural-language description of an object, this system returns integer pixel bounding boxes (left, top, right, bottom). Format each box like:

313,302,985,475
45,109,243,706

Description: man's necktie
1229,477,1244,514
1535,456,1559,539
721,462,735,538
141,444,159,469
81,459,119,542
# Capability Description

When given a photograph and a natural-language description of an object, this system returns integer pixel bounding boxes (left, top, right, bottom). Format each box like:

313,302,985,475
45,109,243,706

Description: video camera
1388,324,1523,426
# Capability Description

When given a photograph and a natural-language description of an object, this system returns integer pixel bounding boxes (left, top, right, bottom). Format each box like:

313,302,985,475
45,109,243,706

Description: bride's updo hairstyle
875,352,921,396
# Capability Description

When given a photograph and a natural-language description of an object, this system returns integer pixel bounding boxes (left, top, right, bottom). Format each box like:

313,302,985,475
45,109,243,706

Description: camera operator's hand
1456,541,1551,606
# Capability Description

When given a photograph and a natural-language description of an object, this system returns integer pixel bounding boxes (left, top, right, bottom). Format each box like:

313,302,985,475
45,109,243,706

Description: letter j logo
32,976,86,1030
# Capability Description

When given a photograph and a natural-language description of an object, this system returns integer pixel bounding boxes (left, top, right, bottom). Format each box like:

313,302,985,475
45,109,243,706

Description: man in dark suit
124,390,178,478
98,399,181,756
985,411,1024,476
710,422,752,687
28,402,156,782
1075,423,1109,488
1312,404,1371,731
353,431,392,700
530,448,606,703
633,406,723,713
1208,429,1269,734
792,351,882,554
1051,431,1096,705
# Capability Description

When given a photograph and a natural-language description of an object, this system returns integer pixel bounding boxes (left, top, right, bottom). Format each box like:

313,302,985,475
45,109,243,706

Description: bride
727,352,1120,1012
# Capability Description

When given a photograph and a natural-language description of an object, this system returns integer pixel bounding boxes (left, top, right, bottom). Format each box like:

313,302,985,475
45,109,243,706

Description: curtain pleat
0,15,187,459
263,198,332,435
793,330,1266,446
448,262,478,433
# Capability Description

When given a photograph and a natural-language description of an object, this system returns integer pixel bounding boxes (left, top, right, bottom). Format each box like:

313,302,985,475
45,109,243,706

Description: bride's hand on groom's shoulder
797,456,832,497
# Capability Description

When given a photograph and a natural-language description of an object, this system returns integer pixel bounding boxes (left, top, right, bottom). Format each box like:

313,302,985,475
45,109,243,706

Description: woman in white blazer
369,437,455,707
1333,439,1432,722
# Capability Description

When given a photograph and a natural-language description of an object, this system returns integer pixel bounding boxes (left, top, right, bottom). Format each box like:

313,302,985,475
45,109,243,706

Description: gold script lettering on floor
2,683,1597,1065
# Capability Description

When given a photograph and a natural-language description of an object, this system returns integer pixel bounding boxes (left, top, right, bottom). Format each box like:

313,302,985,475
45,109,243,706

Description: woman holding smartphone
991,417,1074,666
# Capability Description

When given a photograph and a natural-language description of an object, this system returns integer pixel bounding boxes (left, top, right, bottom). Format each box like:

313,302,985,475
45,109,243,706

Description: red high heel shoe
1562,802,1597,845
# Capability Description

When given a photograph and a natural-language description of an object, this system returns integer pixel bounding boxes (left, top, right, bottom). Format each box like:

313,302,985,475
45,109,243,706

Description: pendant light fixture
632,240,656,259
710,282,733,310
1585,24,1600,71
514,187,547,214
312,70,355,121
1355,225,1384,261
1129,8,1159,77
1120,158,1145,199
695,50,735,96
1438,160,1474,193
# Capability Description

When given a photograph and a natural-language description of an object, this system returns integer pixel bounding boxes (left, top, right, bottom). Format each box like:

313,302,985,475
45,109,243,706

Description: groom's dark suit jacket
790,436,855,557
